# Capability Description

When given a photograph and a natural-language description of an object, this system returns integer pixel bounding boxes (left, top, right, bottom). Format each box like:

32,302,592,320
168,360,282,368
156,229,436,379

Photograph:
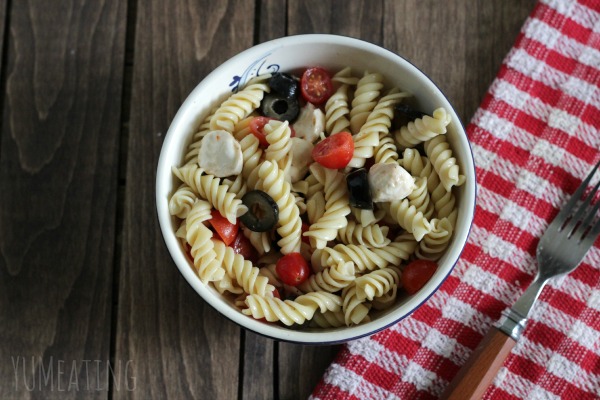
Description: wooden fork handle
440,327,516,400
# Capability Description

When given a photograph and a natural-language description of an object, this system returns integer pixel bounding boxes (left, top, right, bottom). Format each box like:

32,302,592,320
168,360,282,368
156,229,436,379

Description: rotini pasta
169,184,197,219
298,261,355,293
303,163,351,249
354,266,401,301
337,220,390,248
173,164,247,224
394,107,451,148
258,160,302,254
168,65,465,331
210,74,270,133
186,200,224,283
424,134,466,192
243,291,342,326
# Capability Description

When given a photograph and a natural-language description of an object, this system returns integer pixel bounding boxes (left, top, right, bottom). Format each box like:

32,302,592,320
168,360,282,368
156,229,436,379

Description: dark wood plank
114,1,255,399
383,0,536,123
0,0,127,399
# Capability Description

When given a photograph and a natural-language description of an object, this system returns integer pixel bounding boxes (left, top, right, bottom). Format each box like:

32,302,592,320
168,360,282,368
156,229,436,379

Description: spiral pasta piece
428,171,458,226
389,232,419,260
223,174,247,199
173,164,248,224
298,261,355,293
342,283,371,326
349,71,384,134
388,198,432,241
186,200,224,283
407,177,434,219
210,74,270,133
372,284,398,310
303,164,351,249
351,208,386,226
264,119,293,174
416,217,454,261
399,148,432,178
212,239,274,296
324,243,382,272
355,266,401,301
394,107,451,148
325,84,351,135
214,274,244,295
374,131,400,164
233,115,254,141
349,89,408,168
243,291,342,326
258,160,302,254
258,263,281,288
331,66,359,86
424,134,466,192
242,226,271,255
337,220,390,248
310,311,347,328
169,184,197,218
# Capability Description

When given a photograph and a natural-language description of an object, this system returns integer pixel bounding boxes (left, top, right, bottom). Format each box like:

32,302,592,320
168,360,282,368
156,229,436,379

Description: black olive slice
240,190,279,232
395,104,428,121
260,93,300,122
346,168,373,210
269,73,299,99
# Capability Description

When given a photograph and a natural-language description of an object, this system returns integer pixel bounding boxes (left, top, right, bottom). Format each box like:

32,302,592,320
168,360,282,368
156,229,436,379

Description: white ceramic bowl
156,34,476,344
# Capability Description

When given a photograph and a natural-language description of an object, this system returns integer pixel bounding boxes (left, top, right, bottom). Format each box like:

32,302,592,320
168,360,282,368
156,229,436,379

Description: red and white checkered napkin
311,0,600,399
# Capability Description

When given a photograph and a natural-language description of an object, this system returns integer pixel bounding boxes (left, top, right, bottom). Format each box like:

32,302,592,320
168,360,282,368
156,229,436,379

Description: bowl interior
156,34,476,343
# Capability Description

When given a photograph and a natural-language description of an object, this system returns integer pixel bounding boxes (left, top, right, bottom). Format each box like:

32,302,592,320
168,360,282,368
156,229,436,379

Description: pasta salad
168,66,465,329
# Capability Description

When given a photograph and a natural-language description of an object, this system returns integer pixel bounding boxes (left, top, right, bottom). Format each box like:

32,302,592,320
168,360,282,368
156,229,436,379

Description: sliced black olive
260,93,300,122
346,168,373,210
240,190,279,232
269,73,299,98
395,104,428,121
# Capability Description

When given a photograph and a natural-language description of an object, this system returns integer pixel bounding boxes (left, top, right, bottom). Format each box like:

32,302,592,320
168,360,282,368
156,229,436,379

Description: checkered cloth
311,0,600,398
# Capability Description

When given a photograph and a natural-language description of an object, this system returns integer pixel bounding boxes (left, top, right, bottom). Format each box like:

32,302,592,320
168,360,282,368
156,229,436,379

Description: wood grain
0,1,539,399
441,328,517,400
114,1,254,399
0,0,126,399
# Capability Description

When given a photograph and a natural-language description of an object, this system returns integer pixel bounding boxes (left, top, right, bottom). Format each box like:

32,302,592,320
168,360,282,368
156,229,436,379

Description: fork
441,160,600,400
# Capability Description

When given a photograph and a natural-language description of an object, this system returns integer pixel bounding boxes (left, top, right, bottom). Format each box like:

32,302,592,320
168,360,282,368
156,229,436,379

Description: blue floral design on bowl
229,51,280,92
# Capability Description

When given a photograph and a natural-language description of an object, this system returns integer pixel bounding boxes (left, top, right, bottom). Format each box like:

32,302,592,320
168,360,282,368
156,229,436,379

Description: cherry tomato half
276,253,310,286
301,67,333,105
401,260,438,295
249,116,274,147
231,231,259,264
209,210,239,246
250,116,296,148
312,131,354,169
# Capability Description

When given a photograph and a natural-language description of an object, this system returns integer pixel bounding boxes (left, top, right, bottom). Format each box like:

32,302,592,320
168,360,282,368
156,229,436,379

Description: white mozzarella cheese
292,103,325,143
198,130,243,178
369,163,415,203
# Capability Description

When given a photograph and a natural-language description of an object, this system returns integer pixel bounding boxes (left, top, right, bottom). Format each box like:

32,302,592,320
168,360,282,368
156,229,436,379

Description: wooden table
0,1,535,399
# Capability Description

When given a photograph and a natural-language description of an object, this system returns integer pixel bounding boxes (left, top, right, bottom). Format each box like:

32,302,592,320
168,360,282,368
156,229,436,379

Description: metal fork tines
499,159,600,340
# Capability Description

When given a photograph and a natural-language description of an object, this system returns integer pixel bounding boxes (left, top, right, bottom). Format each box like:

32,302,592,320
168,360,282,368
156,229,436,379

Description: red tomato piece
401,260,438,295
301,222,310,244
209,210,239,246
250,116,296,147
276,253,310,286
272,288,281,299
249,116,274,147
301,67,333,105
231,231,259,263
312,131,354,169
